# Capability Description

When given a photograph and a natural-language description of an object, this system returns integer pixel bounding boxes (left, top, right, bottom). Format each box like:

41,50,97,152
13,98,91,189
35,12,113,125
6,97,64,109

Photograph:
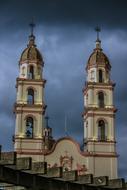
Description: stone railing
0,148,126,190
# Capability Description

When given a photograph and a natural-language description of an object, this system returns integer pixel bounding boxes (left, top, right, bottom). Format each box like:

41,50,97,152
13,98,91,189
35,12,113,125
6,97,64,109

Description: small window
98,92,104,108
99,69,103,83
26,117,33,138
98,120,106,141
27,89,34,104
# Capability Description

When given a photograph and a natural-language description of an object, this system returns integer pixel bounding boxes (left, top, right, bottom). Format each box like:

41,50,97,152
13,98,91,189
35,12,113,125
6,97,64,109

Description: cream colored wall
88,68,97,82
15,62,45,150
16,138,117,179
87,142,116,152
19,62,42,79
88,157,118,179
15,139,44,152
85,87,114,108
19,63,27,78
87,67,110,83
84,60,117,179
45,139,87,170
15,111,43,137
17,83,43,104
85,113,115,141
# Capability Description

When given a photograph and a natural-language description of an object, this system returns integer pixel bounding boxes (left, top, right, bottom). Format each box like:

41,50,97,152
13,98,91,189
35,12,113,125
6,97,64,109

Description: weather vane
29,18,35,36
95,26,101,40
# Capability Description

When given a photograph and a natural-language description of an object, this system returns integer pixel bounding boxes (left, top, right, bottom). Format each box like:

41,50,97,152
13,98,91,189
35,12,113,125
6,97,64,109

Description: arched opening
98,92,104,108
99,69,103,83
26,117,34,138
28,65,34,79
98,120,106,141
27,89,34,104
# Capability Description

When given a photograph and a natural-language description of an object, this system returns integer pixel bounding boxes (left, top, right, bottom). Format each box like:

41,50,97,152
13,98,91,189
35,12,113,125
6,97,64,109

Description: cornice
83,82,115,94
83,107,117,114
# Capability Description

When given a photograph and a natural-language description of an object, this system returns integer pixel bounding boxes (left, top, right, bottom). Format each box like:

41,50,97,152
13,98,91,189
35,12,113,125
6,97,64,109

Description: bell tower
83,28,118,179
14,22,47,157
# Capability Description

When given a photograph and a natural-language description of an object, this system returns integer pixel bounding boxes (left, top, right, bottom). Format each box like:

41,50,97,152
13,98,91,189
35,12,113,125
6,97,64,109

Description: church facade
13,26,118,179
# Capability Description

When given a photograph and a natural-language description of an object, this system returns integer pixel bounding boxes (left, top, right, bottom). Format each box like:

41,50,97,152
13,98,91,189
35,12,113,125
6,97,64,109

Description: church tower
14,23,47,157
83,28,118,179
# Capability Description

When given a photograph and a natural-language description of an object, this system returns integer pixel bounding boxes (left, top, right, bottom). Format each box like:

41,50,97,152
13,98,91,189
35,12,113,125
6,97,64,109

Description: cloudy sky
0,0,127,178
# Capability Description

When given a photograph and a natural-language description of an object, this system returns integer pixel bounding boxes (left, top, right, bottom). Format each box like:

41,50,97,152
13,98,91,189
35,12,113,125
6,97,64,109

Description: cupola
19,22,44,65
86,27,111,71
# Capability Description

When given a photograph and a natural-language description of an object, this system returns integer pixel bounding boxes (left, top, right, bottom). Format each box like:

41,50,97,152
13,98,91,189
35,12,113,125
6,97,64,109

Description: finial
45,115,49,128
95,26,102,50
29,18,35,36
64,115,69,136
95,26,101,41
28,18,36,47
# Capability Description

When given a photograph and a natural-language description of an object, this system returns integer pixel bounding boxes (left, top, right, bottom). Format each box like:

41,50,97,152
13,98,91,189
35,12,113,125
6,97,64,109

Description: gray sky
0,0,127,178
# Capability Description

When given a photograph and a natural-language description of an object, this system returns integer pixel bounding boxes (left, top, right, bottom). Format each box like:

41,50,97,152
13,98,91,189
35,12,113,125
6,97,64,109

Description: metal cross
95,26,101,40
29,18,35,35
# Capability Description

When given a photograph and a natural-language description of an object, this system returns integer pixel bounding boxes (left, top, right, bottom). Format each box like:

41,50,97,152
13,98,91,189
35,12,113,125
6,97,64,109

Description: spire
64,115,69,136
95,26,101,50
30,18,35,36
28,19,36,47
45,115,49,128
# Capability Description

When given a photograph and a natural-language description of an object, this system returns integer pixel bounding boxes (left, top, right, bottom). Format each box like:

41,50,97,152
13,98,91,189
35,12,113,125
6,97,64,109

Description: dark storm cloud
0,0,127,33
0,0,127,178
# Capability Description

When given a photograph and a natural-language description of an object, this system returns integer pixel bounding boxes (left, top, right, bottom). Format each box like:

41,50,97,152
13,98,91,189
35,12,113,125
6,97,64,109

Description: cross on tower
95,26,101,41
29,19,35,36
45,115,49,128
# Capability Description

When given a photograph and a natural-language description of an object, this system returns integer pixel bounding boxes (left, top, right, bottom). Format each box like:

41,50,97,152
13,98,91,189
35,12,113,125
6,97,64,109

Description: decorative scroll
60,151,73,171
76,163,87,175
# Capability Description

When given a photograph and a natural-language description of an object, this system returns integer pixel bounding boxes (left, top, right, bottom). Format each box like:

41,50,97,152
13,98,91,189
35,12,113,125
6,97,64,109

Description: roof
86,40,111,70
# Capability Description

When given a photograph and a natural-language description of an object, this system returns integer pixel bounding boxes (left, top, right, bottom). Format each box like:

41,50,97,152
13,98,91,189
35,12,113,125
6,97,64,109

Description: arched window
99,69,103,83
27,89,34,104
98,120,106,141
28,65,34,79
98,92,104,108
26,117,33,138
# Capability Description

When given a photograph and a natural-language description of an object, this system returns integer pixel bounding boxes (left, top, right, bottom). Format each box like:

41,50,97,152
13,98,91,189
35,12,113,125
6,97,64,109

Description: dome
20,46,43,62
86,40,111,70
20,34,43,63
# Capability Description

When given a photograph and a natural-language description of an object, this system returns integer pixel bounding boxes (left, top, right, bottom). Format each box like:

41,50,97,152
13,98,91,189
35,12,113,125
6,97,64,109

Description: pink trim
16,150,118,158
15,136,118,158
14,138,43,143
84,113,116,119
86,139,116,144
